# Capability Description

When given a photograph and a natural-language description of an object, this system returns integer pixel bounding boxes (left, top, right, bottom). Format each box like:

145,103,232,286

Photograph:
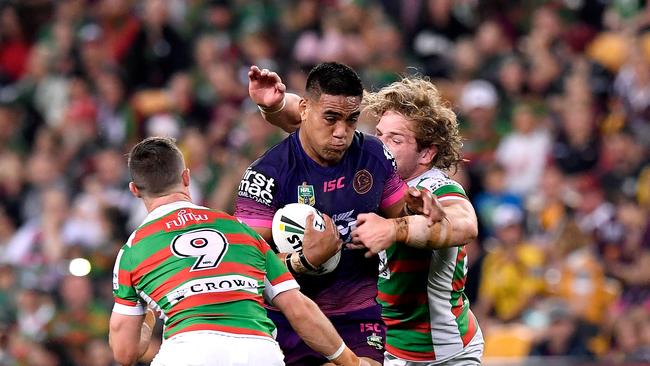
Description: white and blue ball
271,203,340,275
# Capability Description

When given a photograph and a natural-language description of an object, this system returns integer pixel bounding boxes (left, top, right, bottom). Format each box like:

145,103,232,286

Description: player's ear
418,145,437,166
181,168,191,187
299,98,308,121
129,182,141,198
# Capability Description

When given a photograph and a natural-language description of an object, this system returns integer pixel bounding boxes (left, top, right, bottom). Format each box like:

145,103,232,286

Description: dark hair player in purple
235,62,408,366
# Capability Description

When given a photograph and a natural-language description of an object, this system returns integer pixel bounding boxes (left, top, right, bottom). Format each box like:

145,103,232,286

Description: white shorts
384,327,484,366
151,330,285,366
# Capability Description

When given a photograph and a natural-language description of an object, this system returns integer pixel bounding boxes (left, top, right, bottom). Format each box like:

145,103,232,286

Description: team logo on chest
297,182,316,206
353,169,373,194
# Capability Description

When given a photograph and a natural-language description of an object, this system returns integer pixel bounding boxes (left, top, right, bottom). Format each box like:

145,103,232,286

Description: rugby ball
271,203,341,275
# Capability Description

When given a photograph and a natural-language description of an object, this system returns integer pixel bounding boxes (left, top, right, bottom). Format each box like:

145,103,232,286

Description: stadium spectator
528,300,593,359
473,162,523,239
458,79,501,166
495,103,552,196
475,204,545,323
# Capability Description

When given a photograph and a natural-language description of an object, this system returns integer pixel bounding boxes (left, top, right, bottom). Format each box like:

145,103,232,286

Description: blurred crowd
0,0,648,365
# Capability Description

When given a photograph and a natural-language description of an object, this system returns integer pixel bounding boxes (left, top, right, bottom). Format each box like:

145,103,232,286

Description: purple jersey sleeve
381,169,407,210
377,143,407,210
234,165,282,229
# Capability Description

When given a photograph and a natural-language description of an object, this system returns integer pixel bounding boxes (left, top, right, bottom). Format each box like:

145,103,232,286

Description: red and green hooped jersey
112,201,299,340
377,169,480,362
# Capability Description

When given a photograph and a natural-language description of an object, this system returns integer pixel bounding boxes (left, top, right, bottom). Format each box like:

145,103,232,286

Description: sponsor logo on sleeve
382,144,397,170
112,249,124,290
416,176,464,193
378,250,390,279
238,167,276,205
112,272,119,290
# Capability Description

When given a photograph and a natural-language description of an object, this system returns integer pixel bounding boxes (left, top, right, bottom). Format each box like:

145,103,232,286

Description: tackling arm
353,198,478,256
394,198,478,249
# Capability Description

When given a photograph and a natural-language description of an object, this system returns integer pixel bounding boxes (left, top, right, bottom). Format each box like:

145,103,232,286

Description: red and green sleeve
251,229,299,302
112,246,146,316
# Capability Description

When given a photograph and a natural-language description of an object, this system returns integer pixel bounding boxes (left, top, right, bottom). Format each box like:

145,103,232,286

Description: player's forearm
109,328,140,366
259,93,302,133
282,294,359,365
393,210,477,249
136,326,152,360
137,309,156,359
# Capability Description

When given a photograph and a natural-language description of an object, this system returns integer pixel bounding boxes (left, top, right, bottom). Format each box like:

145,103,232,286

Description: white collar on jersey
141,200,207,226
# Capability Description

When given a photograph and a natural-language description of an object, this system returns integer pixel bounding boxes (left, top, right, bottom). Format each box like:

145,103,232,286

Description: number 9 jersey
112,201,299,340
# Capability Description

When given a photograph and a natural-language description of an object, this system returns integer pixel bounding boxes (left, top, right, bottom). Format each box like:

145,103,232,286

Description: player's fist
405,187,445,226
351,213,395,258
302,213,342,267
248,65,286,109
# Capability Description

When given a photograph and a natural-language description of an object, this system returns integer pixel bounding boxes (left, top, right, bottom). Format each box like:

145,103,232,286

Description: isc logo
323,177,345,192
360,323,382,333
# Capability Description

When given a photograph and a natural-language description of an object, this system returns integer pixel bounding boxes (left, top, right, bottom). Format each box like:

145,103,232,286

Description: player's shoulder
246,133,298,177
410,168,467,198
354,131,381,154
355,131,398,170
238,136,294,206
249,135,293,168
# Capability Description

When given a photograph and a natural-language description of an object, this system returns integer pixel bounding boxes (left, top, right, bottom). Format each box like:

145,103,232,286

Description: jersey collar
141,201,206,226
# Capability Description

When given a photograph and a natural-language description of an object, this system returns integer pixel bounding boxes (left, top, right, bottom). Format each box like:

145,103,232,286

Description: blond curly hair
363,77,463,171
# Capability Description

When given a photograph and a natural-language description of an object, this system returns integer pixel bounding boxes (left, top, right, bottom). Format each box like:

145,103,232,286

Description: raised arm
249,65,302,133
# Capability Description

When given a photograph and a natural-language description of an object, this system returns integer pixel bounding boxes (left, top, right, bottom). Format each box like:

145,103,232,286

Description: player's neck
404,165,431,182
143,191,193,213
298,129,333,167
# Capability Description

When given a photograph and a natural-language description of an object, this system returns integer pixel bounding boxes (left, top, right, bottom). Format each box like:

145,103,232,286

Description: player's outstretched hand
351,213,394,258
302,213,342,267
248,65,286,108
405,187,445,226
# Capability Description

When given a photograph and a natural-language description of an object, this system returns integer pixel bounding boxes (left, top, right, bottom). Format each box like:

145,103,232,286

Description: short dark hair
305,62,363,99
128,137,185,196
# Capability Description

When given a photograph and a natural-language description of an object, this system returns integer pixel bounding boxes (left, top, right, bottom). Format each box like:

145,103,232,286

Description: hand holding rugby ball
272,203,342,275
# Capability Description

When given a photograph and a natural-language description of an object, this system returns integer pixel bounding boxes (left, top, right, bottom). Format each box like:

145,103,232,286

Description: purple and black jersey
235,130,406,315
